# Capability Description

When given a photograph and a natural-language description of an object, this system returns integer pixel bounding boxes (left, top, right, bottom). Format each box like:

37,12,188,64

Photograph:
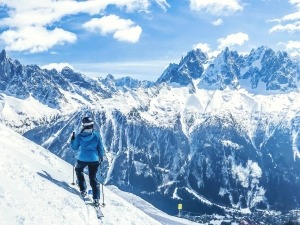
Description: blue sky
0,0,299,81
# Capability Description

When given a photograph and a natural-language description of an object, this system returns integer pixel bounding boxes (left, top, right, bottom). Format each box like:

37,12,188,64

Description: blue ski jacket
71,131,104,162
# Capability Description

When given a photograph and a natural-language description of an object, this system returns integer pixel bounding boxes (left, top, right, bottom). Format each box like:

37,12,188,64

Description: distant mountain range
1,47,300,220
159,46,300,92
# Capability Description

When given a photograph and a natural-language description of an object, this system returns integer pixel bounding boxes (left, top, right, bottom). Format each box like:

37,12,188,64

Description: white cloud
270,22,300,33
192,42,220,58
83,15,142,43
212,18,223,26
280,40,300,57
269,0,300,33
153,0,170,12
0,26,76,53
193,42,211,53
285,40,300,50
41,63,74,72
282,11,300,21
0,1,109,28
290,0,300,8
113,26,142,43
0,0,162,53
189,0,243,16
217,32,249,49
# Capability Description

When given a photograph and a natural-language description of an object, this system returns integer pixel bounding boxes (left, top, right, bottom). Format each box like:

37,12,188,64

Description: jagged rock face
0,51,112,108
178,49,207,79
115,76,153,89
157,63,191,85
157,47,300,93
199,48,241,89
0,53,63,107
188,115,300,212
243,47,299,91
2,47,300,216
157,49,208,85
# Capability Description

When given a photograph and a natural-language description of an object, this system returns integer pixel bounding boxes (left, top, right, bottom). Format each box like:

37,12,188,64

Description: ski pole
100,162,105,206
102,183,105,206
71,132,76,185
71,151,76,185
71,165,75,185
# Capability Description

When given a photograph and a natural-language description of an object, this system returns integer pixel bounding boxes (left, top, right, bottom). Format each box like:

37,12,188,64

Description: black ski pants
75,160,100,200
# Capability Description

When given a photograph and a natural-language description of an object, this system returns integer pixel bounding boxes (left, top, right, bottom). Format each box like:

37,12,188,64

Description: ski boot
94,199,100,207
81,190,87,198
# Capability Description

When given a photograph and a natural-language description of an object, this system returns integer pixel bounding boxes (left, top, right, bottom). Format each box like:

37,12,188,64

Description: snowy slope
0,123,162,225
108,186,200,225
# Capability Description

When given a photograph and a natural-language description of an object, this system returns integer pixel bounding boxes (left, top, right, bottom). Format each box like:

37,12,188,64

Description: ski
81,194,92,205
82,190,104,219
94,205,104,219
79,192,104,220
81,196,104,219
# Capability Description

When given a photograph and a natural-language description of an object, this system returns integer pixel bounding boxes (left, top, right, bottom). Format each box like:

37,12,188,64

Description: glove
71,132,75,141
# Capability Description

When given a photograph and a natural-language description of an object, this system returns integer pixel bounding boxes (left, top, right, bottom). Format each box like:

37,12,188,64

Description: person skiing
70,116,104,207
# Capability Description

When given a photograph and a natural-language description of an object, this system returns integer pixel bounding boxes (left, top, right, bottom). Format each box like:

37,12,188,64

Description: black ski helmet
82,116,94,129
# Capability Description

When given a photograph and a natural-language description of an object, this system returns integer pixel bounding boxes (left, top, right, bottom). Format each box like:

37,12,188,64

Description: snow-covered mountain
1,47,300,223
157,48,207,88
158,46,300,93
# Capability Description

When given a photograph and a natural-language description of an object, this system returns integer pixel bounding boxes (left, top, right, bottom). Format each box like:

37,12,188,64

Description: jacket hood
79,131,95,142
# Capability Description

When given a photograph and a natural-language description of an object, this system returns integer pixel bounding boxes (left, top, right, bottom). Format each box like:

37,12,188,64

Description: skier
70,116,104,207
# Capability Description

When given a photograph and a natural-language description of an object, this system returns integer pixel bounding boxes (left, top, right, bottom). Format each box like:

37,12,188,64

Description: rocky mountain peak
0,49,7,61
156,46,300,93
